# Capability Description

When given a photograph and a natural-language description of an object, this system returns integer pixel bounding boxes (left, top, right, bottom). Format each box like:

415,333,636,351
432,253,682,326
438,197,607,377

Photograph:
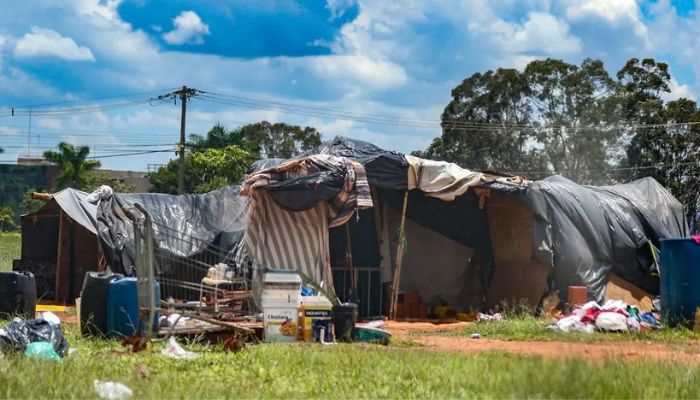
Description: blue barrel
660,238,700,326
106,277,161,338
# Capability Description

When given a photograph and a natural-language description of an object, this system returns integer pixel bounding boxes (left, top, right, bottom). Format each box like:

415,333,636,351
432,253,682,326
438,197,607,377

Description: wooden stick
345,223,356,293
390,191,409,320
54,210,65,302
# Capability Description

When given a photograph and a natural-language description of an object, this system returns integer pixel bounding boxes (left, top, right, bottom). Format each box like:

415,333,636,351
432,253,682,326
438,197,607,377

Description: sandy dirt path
383,320,700,363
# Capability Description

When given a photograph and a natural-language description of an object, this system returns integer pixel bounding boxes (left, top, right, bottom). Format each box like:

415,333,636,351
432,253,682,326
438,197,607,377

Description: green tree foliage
423,58,620,183
189,121,322,158
0,206,17,232
618,58,700,229
43,142,101,190
150,145,250,194
81,171,136,193
152,121,322,194
20,189,44,215
421,56,700,228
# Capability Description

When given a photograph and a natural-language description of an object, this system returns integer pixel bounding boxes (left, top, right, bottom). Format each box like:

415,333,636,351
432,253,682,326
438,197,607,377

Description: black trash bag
0,319,69,357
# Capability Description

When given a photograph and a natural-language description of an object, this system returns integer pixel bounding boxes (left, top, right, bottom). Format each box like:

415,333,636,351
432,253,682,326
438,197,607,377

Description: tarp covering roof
246,136,689,302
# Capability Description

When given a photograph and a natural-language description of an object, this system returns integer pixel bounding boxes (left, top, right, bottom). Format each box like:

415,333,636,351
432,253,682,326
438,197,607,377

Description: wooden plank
54,210,66,302
389,191,409,320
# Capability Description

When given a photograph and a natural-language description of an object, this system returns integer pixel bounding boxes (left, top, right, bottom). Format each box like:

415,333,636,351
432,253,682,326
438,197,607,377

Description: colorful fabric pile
549,300,662,333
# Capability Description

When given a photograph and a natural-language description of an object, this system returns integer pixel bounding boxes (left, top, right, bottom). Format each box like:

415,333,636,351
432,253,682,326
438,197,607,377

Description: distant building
99,169,151,193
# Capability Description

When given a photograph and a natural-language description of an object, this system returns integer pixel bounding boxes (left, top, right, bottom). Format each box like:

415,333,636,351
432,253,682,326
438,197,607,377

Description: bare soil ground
384,320,700,363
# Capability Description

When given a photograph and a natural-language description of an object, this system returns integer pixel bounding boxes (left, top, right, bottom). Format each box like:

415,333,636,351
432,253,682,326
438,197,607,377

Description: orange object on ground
568,286,588,305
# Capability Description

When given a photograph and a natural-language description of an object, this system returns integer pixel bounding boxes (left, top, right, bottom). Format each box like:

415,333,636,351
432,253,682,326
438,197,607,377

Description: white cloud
14,27,95,61
326,0,356,21
305,54,407,89
662,77,696,102
505,12,582,55
163,11,211,45
564,0,649,42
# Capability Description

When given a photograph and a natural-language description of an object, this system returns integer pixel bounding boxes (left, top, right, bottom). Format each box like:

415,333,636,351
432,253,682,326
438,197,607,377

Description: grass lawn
1,322,700,398
0,232,20,272
429,315,700,343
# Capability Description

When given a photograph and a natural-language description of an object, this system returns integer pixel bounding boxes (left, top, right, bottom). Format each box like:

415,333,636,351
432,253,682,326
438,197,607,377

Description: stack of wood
395,291,428,320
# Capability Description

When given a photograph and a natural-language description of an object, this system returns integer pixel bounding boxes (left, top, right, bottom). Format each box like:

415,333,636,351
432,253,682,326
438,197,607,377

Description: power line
198,89,700,132
505,159,700,176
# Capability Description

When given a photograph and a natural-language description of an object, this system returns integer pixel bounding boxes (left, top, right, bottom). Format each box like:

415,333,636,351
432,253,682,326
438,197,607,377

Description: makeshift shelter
241,136,688,317
16,190,100,301
16,186,249,303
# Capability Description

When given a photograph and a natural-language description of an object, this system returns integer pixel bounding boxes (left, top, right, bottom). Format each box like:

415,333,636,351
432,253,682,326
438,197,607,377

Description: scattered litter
554,315,595,333
548,299,661,333
470,333,481,339
158,313,188,329
161,336,201,360
24,341,60,361
595,312,629,332
93,380,133,400
0,318,69,356
68,347,78,356
40,311,61,326
363,320,385,329
477,313,503,322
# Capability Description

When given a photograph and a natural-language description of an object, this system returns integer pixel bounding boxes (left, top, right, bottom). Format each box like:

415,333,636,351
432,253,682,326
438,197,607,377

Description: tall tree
424,58,622,183
239,121,322,159
524,58,620,183
188,121,322,159
420,68,545,173
43,142,101,190
150,145,250,194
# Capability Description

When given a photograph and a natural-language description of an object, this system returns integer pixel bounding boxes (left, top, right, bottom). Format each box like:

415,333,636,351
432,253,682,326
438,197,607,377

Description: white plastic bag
556,315,595,333
40,311,61,326
161,336,201,360
595,312,629,332
93,380,133,400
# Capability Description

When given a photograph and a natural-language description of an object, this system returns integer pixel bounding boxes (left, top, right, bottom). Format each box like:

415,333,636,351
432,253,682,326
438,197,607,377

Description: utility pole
178,86,188,195
153,86,200,195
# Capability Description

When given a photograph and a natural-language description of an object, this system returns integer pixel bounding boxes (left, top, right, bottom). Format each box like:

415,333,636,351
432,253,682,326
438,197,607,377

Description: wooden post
389,191,409,320
54,211,67,302
345,224,356,294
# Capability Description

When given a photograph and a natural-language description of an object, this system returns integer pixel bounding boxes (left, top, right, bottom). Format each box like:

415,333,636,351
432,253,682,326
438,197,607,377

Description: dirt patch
413,336,700,363
384,321,700,363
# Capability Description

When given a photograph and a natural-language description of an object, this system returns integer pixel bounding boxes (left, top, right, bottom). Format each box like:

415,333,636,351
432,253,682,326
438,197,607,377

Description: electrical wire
198,90,700,132
7,88,180,109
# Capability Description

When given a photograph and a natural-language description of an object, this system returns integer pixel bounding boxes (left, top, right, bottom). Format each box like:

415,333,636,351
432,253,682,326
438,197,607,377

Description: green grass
0,232,20,272
2,323,700,398
429,315,700,343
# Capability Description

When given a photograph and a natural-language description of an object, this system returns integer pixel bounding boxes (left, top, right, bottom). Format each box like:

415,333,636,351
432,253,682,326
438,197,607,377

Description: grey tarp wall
97,185,248,278
512,175,688,301
249,136,689,304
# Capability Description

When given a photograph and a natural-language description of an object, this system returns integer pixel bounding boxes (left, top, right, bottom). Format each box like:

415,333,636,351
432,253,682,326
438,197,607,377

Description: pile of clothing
242,154,372,227
549,300,662,333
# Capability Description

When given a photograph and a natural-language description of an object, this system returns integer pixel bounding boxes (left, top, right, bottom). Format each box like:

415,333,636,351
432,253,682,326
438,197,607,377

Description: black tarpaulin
513,175,688,301
248,136,688,304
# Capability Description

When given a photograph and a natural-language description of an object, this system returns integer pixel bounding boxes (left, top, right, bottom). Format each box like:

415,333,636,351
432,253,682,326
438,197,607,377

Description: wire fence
125,204,254,339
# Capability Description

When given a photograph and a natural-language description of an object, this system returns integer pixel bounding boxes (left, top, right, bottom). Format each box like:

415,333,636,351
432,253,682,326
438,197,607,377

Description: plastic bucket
332,303,358,342
660,238,700,326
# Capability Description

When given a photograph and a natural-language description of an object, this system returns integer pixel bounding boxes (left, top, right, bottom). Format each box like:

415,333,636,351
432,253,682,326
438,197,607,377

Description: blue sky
0,0,699,170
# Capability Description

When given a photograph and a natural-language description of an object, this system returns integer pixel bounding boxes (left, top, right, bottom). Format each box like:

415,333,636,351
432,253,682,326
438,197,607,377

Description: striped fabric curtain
244,191,334,297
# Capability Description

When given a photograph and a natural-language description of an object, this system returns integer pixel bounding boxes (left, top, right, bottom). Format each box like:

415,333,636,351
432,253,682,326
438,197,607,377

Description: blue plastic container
106,277,161,338
660,238,700,326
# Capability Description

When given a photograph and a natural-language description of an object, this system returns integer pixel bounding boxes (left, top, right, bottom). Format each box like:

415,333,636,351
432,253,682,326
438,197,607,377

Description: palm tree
43,142,101,190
